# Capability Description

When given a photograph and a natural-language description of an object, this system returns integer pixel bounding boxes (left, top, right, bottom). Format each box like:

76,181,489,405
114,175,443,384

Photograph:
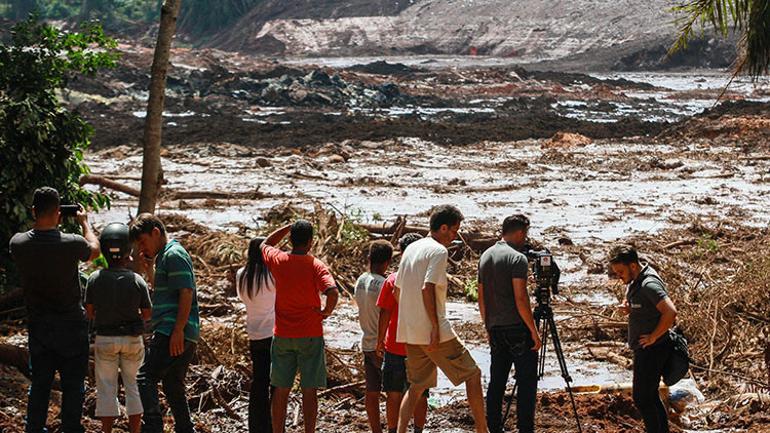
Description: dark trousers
26,320,89,433
632,342,673,433
138,333,197,433
486,326,538,433
248,337,272,433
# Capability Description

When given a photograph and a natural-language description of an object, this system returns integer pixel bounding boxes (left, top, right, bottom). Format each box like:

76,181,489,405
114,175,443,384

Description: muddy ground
2,45,770,432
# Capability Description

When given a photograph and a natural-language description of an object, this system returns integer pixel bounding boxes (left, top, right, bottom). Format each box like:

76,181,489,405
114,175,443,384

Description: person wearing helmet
85,222,152,433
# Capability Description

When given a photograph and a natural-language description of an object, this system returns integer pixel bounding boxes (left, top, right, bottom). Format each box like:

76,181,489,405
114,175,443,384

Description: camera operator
9,186,100,433
609,245,677,433
478,214,542,433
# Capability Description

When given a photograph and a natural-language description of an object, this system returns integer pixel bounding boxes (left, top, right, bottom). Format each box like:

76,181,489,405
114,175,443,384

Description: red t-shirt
262,245,336,338
376,272,406,356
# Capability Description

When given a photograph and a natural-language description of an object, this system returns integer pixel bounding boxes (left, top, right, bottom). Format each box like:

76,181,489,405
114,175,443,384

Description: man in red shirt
261,220,339,433
376,233,428,433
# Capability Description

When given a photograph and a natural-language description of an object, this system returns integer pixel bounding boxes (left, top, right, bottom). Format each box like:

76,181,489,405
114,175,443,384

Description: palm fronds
671,0,770,79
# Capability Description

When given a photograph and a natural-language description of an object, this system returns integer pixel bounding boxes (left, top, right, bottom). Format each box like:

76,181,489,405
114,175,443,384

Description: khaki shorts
405,338,480,389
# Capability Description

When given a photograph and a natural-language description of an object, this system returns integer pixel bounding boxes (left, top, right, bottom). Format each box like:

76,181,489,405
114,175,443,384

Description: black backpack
663,327,690,386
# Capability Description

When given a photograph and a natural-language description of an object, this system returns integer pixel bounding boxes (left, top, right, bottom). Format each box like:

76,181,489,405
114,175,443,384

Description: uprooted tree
0,15,118,291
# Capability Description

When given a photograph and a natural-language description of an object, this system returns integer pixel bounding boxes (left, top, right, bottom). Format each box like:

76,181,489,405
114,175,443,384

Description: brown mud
2,44,770,432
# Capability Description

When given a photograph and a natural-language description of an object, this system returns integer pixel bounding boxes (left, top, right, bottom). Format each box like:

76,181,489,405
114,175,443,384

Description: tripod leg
546,315,583,433
502,383,518,425
538,319,548,378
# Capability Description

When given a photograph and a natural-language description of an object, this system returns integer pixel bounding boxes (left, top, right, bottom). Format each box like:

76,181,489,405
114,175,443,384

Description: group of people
10,187,201,433
9,187,678,433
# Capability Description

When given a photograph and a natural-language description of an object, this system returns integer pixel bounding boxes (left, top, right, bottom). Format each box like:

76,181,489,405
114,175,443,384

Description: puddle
131,110,201,118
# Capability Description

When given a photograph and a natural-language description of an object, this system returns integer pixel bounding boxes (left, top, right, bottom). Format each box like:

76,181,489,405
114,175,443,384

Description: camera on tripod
524,248,560,306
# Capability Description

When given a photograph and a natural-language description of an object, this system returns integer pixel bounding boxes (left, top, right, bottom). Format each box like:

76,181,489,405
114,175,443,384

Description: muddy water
324,299,631,406
88,138,770,245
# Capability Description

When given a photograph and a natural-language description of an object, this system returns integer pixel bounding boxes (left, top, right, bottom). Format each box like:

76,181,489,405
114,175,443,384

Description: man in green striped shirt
130,214,199,433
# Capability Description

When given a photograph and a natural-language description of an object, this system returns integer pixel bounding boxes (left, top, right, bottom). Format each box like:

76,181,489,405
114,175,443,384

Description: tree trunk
138,0,182,215
13,0,36,20
79,0,92,21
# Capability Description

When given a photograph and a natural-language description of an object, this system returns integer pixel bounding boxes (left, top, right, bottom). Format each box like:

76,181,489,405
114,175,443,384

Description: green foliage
695,233,720,256
339,208,370,247
178,0,260,35
1,0,160,23
0,15,118,290
2,1,259,37
464,279,479,302
671,0,770,78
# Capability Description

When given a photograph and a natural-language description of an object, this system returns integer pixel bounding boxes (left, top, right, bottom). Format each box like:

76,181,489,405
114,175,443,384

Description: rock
255,157,271,168
649,157,684,170
542,132,593,148
327,154,346,164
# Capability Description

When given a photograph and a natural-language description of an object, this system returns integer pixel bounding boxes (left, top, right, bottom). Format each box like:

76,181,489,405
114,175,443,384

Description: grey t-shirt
9,229,91,322
85,268,152,336
626,265,669,351
478,241,530,330
354,272,385,352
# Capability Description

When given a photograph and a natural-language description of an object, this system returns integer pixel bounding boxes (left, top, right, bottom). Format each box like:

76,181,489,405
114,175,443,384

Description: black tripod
502,295,583,433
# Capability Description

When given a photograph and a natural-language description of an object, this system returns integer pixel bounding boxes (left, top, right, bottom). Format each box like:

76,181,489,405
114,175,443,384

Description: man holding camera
9,187,100,433
609,245,677,433
478,215,541,433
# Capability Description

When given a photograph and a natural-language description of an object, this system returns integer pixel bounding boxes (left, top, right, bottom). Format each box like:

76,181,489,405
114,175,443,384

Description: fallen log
0,287,23,312
664,239,696,250
318,380,366,397
357,221,497,252
79,175,141,197
0,343,29,377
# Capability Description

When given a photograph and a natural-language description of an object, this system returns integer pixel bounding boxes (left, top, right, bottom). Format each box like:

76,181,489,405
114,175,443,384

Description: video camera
524,247,560,305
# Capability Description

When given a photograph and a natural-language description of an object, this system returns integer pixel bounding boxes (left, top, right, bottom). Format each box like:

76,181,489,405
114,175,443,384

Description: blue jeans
137,333,197,433
26,320,89,433
486,326,538,433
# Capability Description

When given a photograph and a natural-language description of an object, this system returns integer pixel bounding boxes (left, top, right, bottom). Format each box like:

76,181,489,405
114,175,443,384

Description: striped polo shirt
152,240,200,342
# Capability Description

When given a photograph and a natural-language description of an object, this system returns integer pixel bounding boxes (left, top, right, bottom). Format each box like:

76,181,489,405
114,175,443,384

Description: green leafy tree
177,0,259,35
672,0,770,78
0,15,119,290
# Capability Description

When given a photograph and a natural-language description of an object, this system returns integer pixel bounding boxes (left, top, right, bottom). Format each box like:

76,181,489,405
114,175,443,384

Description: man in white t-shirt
395,205,487,433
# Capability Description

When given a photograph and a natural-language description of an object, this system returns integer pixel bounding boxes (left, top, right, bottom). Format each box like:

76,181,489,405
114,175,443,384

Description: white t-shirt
354,272,385,352
236,267,276,340
395,237,456,345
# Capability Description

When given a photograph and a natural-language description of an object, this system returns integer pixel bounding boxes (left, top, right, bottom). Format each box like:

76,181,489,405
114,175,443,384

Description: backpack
663,327,690,386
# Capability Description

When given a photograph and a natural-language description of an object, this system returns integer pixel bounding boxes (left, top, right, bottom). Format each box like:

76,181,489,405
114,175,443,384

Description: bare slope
210,0,721,70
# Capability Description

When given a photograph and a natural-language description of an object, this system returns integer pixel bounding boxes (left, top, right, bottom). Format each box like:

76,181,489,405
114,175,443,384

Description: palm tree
670,0,770,79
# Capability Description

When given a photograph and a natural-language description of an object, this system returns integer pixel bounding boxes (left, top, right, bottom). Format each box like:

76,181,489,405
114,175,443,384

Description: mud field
1,45,770,433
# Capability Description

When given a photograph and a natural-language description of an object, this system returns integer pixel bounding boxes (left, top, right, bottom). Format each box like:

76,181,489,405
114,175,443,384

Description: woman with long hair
236,237,276,433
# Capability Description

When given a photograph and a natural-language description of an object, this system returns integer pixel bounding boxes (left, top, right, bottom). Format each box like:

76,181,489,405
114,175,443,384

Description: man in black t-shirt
9,187,100,433
478,214,542,433
609,245,677,433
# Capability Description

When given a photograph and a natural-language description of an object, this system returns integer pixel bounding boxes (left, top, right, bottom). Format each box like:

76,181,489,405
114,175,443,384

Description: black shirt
9,229,91,322
478,241,530,330
85,268,152,336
